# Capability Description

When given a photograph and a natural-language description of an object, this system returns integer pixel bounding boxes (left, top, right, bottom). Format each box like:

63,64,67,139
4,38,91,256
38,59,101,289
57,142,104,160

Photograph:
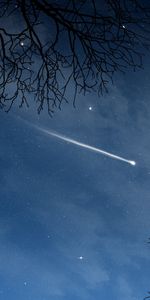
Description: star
88,106,92,111
77,256,84,260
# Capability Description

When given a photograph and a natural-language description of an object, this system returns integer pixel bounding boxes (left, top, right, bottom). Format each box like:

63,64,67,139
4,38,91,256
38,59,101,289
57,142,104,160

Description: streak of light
39,127,136,166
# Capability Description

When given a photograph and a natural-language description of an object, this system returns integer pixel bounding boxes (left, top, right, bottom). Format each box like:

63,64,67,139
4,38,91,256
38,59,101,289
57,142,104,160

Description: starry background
1,9,150,300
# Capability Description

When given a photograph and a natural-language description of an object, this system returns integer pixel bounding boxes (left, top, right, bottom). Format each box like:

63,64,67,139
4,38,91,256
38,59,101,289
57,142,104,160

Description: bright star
78,256,84,260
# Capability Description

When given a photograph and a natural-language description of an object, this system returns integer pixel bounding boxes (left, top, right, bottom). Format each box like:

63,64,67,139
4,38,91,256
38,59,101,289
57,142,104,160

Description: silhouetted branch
0,0,150,115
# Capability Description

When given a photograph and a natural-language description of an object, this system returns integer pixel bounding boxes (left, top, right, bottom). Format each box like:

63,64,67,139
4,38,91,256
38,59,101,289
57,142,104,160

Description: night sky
1,3,150,300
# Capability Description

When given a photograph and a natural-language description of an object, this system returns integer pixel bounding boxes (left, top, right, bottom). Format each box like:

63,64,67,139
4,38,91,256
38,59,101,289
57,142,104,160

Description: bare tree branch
0,0,150,115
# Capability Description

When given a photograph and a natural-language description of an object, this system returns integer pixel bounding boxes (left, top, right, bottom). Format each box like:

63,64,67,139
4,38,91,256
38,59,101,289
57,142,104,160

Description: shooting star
38,127,136,166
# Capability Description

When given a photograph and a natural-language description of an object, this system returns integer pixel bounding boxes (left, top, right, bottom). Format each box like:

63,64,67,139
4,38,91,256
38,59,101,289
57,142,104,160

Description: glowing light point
130,161,136,166
78,256,84,260
88,106,92,111
20,41,24,46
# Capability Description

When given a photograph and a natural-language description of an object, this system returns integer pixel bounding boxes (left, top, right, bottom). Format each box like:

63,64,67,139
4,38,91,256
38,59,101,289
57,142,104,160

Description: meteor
39,127,136,166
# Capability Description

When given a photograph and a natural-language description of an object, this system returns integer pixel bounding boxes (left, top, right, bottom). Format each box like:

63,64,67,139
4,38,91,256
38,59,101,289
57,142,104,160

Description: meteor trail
39,127,136,166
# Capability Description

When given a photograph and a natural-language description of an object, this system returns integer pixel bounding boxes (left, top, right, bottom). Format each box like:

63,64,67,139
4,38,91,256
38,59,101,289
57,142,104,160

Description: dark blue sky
1,53,150,300
1,2,150,297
